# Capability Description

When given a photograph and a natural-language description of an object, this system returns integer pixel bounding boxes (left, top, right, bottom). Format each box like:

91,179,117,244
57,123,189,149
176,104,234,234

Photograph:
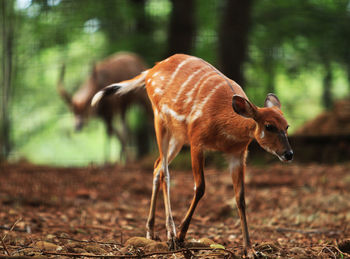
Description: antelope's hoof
167,237,182,251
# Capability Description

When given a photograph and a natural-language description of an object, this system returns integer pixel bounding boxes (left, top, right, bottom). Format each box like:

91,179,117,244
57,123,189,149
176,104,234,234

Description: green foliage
14,116,119,166
6,0,350,165
193,0,220,64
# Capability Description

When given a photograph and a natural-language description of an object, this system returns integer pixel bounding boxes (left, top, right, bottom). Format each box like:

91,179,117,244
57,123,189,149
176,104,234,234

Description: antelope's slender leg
146,117,183,241
146,157,161,239
230,154,254,257
161,142,177,246
146,113,168,239
177,145,205,242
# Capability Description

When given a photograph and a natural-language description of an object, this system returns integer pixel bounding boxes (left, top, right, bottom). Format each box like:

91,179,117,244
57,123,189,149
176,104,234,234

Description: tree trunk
129,0,154,159
129,0,155,63
0,0,14,161
322,62,333,109
166,0,196,57
264,48,276,94
218,0,253,88
266,65,275,94
98,1,123,56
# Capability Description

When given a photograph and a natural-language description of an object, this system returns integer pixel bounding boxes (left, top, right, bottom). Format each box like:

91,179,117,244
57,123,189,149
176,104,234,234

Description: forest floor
1,161,350,258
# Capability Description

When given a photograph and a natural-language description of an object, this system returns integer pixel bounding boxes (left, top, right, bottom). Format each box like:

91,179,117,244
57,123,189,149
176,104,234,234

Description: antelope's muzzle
282,150,294,161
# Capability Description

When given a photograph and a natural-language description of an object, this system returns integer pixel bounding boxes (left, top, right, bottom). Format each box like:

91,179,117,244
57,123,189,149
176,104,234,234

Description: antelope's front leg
177,146,205,243
230,156,256,258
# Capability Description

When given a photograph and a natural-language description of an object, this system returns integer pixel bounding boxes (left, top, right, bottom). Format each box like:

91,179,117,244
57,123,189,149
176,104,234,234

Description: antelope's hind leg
163,137,183,249
145,117,182,248
146,157,162,240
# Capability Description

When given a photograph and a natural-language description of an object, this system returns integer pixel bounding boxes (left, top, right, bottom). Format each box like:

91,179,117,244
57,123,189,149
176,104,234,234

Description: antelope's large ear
264,93,281,109
232,95,258,119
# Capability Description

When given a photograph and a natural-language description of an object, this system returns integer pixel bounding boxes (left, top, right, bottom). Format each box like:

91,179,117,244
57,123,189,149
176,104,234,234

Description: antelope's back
145,54,246,130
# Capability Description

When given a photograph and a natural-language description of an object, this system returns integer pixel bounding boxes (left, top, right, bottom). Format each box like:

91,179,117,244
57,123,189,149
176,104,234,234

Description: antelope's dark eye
286,125,289,131
265,124,277,132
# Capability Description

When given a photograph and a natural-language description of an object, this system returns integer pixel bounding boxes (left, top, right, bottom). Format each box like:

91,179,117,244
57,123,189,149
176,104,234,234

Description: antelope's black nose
283,150,294,161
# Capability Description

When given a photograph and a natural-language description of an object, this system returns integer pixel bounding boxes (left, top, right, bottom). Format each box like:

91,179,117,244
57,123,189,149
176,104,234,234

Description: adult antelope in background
92,54,293,257
57,52,152,161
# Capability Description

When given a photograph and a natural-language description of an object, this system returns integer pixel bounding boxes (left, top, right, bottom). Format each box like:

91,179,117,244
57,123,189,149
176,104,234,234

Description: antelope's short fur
92,54,293,257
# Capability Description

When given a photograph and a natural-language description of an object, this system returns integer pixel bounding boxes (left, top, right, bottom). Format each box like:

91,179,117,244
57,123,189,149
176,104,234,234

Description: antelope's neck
202,110,257,154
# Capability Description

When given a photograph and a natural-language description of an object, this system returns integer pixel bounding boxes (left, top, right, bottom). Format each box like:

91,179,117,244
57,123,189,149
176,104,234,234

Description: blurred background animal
57,52,153,162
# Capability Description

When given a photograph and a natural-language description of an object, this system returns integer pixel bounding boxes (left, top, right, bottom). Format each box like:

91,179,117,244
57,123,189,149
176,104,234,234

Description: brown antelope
57,52,151,161
92,54,293,257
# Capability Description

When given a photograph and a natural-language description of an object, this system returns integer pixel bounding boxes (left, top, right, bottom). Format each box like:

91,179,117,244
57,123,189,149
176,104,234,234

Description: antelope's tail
91,70,149,107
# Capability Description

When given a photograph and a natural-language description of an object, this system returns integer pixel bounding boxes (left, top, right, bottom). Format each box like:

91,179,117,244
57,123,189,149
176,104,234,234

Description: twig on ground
0,256,35,259
0,226,27,233
1,217,23,256
1,238,10,256
56,236,122,246
47,224,113,231
2,217,23,238
318,245,337,259
43,246,236,258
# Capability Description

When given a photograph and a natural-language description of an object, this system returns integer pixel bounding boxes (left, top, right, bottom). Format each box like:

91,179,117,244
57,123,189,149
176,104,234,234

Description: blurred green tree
218,0,253,88
3,0,350,165
0,0,15,161
166,0,196,56
250,0,350,107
